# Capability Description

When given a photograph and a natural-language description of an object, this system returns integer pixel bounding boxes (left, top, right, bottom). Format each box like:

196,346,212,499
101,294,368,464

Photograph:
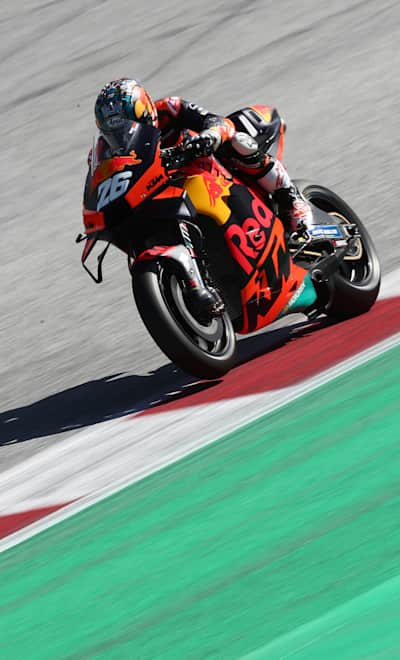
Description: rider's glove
183,129,221,157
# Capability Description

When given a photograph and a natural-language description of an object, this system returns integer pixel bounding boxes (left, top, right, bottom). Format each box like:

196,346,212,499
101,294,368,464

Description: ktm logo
146,174,164,191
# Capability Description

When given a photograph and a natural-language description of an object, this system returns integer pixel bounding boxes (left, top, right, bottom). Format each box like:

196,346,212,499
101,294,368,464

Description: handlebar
161,145,195,170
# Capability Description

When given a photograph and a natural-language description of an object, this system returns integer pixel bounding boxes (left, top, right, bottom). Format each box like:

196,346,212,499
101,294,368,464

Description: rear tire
295,181,381,319
133,261,237,379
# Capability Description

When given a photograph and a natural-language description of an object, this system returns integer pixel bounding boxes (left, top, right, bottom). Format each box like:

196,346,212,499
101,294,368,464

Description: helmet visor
97,99,125,126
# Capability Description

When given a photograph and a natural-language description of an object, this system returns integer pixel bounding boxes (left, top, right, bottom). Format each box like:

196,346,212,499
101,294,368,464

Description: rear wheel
133,261,237,379
295,181,381,319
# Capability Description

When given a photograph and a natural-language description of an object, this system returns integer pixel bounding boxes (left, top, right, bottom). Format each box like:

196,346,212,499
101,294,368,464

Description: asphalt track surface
1,0,399,470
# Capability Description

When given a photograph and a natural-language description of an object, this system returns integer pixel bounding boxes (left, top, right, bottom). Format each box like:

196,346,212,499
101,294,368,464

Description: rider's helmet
94,79,158,130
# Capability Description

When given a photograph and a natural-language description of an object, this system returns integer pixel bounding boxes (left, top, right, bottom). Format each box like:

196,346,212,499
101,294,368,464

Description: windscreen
100,119,160,156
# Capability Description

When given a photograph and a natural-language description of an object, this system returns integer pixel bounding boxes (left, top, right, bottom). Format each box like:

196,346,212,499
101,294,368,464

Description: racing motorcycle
77,105,381,379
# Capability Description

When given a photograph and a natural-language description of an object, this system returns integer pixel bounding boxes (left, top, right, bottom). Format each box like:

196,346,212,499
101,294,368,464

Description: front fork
133,222,224,320
178,221,208,292
178,221,225,320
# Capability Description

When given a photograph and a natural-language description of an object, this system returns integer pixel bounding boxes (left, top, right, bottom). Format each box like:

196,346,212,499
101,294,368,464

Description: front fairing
83,121,168,232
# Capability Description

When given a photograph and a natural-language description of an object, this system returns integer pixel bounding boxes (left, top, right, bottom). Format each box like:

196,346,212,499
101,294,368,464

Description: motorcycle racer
92,78,313,233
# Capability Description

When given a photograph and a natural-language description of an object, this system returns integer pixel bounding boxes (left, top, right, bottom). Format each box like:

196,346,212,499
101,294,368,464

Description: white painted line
1,331,399,554
379,268,400,299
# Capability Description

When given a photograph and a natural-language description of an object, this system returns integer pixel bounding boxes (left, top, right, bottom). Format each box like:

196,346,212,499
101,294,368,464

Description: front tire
133,261,237,379
295,181,381,320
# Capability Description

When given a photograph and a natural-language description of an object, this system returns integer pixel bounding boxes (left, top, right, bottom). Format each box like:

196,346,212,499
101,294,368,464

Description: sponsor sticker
287,281,305,308
309,225,344,239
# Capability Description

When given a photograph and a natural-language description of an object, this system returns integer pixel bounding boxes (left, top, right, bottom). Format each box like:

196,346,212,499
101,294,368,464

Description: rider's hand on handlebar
183,129,221,157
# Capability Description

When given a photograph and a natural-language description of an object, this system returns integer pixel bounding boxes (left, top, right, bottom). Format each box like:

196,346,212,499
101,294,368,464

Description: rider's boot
272,184,314,234
229,132,313,234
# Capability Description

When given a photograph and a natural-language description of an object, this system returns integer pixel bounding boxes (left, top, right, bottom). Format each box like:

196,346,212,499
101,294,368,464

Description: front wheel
133,261,237,379
295,181,381,320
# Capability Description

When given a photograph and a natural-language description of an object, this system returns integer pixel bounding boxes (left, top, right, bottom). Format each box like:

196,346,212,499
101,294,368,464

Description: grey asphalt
1,0,399,469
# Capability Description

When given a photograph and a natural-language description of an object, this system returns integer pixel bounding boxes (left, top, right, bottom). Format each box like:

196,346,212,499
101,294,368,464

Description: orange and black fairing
182,157,308,334
221,180,308,333
82,206,106,233
83,122,169,234
182,156,234,225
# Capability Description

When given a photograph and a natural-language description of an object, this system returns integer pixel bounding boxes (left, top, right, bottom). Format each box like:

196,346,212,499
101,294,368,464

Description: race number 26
97,171,132,211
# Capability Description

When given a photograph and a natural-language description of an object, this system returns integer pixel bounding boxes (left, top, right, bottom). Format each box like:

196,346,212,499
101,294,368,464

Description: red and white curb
1,270,400,552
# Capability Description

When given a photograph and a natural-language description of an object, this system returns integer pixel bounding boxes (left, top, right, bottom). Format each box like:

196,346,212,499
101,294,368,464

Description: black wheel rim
303,187,375,287
328,210,372,284
159,268,233,355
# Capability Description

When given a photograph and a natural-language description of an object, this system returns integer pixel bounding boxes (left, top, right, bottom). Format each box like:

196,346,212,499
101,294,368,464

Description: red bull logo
203,172,226,207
